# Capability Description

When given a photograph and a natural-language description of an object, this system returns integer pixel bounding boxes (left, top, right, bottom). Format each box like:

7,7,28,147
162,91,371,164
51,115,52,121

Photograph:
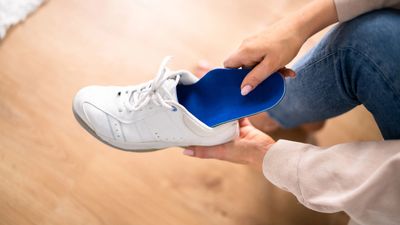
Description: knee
321,9,400,78
326,9,400,55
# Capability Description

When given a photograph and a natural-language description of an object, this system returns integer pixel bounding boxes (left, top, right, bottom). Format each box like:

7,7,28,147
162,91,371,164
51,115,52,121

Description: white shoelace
121,56,181,112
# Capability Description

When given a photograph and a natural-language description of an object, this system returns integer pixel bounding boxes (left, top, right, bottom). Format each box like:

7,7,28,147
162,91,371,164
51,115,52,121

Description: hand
224,0,338,96
183,118,275,170
224,18,303,95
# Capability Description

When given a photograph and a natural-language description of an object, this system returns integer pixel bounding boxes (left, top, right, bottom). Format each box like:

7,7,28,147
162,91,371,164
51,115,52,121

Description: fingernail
183,149,194,156
241,85,253,96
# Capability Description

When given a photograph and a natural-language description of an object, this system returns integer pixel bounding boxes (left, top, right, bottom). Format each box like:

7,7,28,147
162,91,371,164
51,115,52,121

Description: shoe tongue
160,76,179,102
159,71,198,103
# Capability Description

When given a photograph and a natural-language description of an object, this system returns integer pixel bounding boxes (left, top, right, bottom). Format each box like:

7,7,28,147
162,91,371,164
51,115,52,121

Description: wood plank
0,0,379,224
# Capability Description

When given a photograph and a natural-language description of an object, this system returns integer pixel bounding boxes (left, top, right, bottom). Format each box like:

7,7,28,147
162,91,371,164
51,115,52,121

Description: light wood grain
0,0,380,224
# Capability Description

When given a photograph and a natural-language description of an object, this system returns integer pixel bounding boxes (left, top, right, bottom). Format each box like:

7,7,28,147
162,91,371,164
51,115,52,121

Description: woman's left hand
183,118,275,170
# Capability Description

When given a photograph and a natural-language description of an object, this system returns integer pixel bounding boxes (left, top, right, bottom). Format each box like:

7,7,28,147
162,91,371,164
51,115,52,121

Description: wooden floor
0,0,382,224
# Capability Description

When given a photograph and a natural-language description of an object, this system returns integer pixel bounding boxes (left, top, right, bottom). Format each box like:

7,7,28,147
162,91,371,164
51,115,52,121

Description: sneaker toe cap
73,86,114,138
73,86,96,126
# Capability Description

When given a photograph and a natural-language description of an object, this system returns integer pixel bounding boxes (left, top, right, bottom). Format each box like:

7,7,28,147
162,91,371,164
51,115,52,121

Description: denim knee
268,9,400,130
316,9,400,99
326,9,400,78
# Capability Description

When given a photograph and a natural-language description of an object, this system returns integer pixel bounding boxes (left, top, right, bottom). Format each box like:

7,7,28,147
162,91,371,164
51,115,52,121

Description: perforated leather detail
152,132,184,142
108,116,124,142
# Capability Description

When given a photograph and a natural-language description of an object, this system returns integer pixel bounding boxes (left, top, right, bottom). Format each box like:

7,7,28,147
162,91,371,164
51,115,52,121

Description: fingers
183,145,227,160
240,57,277,95
224,50,295,96
224,45,262,69
182,144,249,165
223,50,246,69
278,67,296,78
238,118,252,127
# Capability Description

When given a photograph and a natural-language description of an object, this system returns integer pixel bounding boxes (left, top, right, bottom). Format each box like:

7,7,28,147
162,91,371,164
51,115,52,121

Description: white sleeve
262,139,400,225
334,0,400,22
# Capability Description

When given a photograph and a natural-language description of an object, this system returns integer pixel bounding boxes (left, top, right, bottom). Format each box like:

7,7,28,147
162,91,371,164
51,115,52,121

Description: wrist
256,138,275,161
265,142,275,152
291,0,338,41
251,139,275,171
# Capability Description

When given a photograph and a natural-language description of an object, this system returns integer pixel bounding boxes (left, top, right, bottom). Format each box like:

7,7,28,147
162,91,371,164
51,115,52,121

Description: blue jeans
268,9,400,140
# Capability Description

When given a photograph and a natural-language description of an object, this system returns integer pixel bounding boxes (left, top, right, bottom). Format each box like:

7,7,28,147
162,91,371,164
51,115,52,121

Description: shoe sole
72,108,161,152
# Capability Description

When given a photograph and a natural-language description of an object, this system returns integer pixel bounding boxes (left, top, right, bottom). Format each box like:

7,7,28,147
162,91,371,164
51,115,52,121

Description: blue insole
176,68,285,127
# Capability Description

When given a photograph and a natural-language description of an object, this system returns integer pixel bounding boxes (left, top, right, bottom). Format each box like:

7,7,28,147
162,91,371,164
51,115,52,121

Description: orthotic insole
176,68,285,127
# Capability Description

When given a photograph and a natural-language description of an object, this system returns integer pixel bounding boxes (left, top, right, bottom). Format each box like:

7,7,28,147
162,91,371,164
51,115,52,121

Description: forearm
289,0,338,42
263,140,400,224
335,0,400,21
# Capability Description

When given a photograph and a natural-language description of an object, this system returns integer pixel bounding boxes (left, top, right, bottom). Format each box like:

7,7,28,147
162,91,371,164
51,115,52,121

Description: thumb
278,67,296,78
240,57,277,96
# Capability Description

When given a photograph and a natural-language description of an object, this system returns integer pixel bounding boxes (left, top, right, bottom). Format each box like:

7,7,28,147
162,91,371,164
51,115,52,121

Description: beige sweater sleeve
334,0,400,21
263,140,400,225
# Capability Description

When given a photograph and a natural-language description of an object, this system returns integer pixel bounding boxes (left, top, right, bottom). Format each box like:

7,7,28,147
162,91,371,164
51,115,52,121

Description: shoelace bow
121,56,180,112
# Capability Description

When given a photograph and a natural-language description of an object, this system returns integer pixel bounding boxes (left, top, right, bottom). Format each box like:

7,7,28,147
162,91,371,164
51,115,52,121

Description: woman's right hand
224,0,338,96
224,18,305,95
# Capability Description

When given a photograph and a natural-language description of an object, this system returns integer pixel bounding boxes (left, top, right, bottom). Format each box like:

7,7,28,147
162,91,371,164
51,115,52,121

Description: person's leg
268,9,400,139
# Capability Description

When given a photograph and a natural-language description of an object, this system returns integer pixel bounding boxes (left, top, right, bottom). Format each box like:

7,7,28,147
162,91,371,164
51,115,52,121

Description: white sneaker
73,57,239,151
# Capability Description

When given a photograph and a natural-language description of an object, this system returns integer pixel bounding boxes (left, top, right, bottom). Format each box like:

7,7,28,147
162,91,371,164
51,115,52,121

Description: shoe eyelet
171,106,177,112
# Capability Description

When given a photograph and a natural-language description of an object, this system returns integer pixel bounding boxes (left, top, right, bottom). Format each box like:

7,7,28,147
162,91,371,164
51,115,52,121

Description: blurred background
0,0,382,224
